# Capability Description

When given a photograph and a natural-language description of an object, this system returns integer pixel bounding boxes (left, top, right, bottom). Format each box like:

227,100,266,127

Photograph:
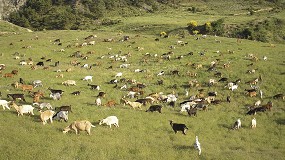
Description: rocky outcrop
0,0,27,19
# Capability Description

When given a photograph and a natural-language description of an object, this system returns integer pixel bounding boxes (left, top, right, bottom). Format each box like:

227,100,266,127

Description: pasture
0,21,285,159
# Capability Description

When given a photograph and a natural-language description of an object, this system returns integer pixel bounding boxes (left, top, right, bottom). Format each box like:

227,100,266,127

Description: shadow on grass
275,118,285,125
174,145,192,150
218,123,232,130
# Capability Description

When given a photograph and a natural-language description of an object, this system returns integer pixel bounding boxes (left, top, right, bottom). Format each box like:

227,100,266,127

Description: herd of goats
0,32,284,156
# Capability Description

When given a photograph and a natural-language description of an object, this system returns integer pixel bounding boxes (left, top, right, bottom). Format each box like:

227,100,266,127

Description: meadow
0,6,285,160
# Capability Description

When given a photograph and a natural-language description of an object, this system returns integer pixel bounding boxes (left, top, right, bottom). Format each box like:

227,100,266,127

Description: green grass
0,6,285,160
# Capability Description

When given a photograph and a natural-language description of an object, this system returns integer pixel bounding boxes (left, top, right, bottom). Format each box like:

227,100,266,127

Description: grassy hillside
0,24,284,160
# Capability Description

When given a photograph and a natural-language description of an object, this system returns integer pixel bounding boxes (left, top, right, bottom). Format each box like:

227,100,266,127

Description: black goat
71,91,80,95
169,120,188,135
48,87,64,95
146,105,162,113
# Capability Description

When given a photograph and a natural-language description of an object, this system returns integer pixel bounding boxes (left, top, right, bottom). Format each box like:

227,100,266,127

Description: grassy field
0,5,285,160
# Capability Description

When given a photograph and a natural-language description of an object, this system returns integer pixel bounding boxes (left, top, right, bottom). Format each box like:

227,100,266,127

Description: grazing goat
53,111,68,122
63,120,95,135
251,118,256,128
10,102,34,116
83,76,93,82
50,93,61,100
273,94,284,100
125,100,143,109
169,120,188,135
194,136,202,155
39,110,55,125
33,102,53,110
62,80,76,86
115,72,123,78
19,84,34,92
88,84,100,90
232,118,241,130
33,80,43,88
99,116,119,128
0,100,10,110
146,105,162,113
48,87,64,95
71,91,80,95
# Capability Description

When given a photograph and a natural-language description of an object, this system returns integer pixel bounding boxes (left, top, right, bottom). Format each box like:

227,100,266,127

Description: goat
62,80,76,86
33,80,43,88
83,76,93,82
55,105,72,113
88,84,100,90
125,100,143,110
169,120,188,135
33,102,53,110
251,118,256,128
50,93,61,100
39,110,55,125
48,87,64,95
52,111,68,122
71,91,81,95
232,118,241,130
10,102,34,116
115,72,123,78
99,116,119,128
146,105,162,113
186,107,197,117
63,120,96,135
95,97,102,106
194,136,202,155
7,93,26,102
18,84,34,92
0,100,10,110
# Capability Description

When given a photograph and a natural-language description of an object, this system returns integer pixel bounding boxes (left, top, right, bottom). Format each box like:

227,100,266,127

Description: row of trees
186,18,285,43
8,0,165,30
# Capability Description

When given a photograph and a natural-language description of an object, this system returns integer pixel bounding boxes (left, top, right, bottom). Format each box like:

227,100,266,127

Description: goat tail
91,124,96,128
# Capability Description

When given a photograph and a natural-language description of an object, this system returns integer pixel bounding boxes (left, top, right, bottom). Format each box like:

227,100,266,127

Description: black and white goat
193,136,201,155
169,120,188,135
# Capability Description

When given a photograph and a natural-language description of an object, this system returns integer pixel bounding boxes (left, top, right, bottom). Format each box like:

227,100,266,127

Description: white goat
194,136,202,155
125,100,143,109
115,72,123,78
251,118,257,128
0,100,10,110
10,102,34,116
83,76,93,82
99,116,119,128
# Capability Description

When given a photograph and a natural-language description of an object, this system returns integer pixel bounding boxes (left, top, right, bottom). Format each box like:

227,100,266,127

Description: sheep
0,100,10,110
125,100,143,110
39,110,55,125
10,102,34,116
82,76,93,82
99,116,119,128
52,111,68,122
194,136,202,155
63,120,95,135
251,118,257,128
169,120,188,135
62,80,76,86
232,118,241,130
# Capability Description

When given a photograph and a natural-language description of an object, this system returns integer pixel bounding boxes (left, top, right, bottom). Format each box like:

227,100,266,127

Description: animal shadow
275,118,285,125
174,145,192,150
